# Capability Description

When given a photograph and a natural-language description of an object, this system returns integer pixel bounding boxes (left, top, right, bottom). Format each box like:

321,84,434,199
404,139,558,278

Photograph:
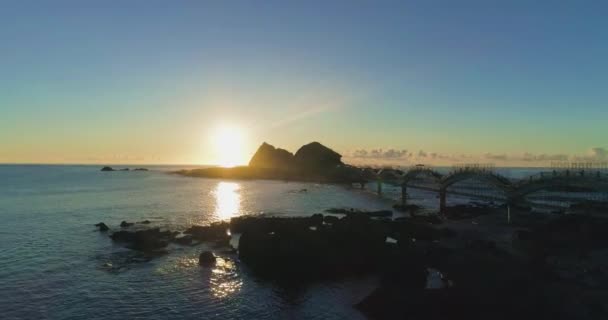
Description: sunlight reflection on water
213,182,241,221
210,257,242,298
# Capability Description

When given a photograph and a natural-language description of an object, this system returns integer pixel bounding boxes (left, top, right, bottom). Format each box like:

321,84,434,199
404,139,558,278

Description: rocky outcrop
235,213,390,281
199,251,217,266
176,141,366,183
325,207,393,217
110,228,177,251
95,222,109,232
101,166,115,171
183,222,230,244
248,142,294,169
294,142,343,170
120,221,134,228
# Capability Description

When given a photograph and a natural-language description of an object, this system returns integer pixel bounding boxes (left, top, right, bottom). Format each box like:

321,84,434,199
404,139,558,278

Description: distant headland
175,142,367,183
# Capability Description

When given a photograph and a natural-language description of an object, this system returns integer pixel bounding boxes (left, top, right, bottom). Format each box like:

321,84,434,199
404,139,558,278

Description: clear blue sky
1,0,607,165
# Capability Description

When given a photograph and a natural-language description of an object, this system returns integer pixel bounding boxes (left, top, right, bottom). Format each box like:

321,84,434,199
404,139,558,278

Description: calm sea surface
0,165,400,320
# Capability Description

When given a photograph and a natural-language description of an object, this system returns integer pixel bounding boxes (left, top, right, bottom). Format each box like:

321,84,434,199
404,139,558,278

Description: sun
210,125,247,167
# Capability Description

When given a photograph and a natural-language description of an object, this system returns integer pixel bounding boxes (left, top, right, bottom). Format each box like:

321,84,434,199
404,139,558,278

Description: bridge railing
514,170,608,188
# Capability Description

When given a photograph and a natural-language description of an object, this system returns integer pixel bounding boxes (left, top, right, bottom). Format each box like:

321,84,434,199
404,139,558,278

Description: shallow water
0,165,390,320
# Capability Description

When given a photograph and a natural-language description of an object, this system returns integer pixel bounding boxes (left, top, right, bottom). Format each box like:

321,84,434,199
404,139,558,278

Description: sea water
0,165,394,320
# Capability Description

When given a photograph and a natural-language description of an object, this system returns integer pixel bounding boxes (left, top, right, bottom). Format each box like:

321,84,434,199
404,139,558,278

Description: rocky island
175,141,368,183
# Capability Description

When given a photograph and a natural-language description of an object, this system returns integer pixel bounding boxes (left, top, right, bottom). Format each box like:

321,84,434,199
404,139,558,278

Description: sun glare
211,125,247,167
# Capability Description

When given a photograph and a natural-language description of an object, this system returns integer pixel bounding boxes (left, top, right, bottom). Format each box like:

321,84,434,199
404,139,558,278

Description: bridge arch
439,169,512,212
398,167,443,206
401,167,442,186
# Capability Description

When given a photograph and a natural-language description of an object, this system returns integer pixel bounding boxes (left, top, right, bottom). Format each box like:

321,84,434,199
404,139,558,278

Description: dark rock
95,222,109,232
236,214,389,281
119,168,130,171
199,251,216,266
110,228,174,251
392,218,441,242
466,239,497,251
408,214,443,225
324,207,392,217
443,204,489,220
138,220,151,224
133,168,148,171
120,221,134,228
294,142,343,170
311,213,324,226
323,215,340,225
230,215,320,234
248,142,295,169
184,222,230,243
393,203,421,213
173,235,193,245
101,166,115,171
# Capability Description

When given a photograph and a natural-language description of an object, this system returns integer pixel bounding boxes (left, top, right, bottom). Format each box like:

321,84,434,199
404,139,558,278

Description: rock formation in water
248,142,295,169
176,141,365,183
294,141,343,170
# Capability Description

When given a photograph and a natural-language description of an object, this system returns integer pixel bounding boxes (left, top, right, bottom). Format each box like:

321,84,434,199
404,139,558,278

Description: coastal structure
373,165,608,212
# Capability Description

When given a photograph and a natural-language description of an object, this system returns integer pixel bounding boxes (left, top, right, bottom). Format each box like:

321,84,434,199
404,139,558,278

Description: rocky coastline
97,208,608,319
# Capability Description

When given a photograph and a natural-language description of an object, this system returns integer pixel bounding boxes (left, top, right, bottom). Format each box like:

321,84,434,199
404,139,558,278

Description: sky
1,0,607,166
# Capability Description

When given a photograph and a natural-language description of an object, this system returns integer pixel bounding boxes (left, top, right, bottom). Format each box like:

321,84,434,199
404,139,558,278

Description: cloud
521,153,569,162
345,146,607,167
589,147,608,160
484,153,508,161
351,148,410,159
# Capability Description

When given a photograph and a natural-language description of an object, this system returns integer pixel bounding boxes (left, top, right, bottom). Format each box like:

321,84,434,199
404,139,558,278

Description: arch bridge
372,166,608,212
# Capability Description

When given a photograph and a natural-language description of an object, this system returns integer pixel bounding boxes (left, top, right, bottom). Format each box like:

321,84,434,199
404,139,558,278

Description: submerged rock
95,222,109,232
110,228,175,251
120,221,134,228
199,251,216,266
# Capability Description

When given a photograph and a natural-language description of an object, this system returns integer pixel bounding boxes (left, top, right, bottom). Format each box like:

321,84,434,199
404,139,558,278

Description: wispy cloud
352,149,410,159
343,146,608,167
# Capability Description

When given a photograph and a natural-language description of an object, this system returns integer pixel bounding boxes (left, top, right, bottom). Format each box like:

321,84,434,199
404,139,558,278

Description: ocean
1,164,570,319
0,165,395,320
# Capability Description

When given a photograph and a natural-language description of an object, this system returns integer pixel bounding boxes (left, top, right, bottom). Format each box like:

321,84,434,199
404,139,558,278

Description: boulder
248,142,294,169
184,222,230,243
95,222,109,232
199,251,216,266
100,166,115,171
110,228,175,251
120,221,134,228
